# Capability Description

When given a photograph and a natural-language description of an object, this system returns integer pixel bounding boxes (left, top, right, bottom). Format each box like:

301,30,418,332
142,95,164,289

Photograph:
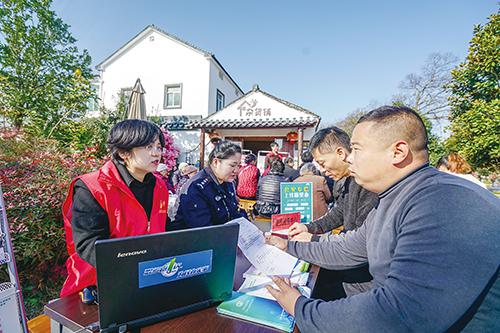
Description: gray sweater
288,165,500,332
306,176,378,241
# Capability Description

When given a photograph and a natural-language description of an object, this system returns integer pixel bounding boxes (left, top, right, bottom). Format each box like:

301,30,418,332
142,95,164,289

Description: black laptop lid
95,223,239,332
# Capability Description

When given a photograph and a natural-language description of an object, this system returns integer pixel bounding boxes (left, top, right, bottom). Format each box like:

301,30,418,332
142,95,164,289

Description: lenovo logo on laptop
117,250,147,258
138,249,213,288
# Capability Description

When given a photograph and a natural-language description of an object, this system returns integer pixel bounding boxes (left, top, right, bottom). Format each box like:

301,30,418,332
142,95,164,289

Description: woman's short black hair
108,119,165,161
270,160,285,174
208,140,242,165
244,153,257,164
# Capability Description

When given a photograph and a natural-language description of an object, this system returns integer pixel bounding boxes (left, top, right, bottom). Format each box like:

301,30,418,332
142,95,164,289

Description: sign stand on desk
0,184,29,333
280,182,313,223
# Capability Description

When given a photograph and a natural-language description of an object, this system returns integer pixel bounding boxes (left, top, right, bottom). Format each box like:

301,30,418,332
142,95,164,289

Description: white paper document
238,271,311,300
244,265,310,285
238,274,276,300
229,217,298,276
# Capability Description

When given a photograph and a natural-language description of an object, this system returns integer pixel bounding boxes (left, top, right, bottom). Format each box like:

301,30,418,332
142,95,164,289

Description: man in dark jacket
289,126,378,238
283,157,300,181
254,160,289,217
288,126,378,298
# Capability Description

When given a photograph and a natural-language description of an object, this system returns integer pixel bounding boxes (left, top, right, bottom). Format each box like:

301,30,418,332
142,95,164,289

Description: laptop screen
95,223,239,332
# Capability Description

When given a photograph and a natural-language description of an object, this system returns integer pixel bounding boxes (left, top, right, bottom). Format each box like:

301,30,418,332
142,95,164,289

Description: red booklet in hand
271,212,301,238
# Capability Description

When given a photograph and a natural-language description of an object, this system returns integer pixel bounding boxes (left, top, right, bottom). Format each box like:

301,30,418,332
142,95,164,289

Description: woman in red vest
60,120,169,298
237,153,260,199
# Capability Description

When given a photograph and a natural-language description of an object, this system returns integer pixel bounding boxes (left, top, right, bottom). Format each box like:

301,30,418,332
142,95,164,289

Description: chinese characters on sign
271,212,301,232
271,212,301,238
237,99,272,117
280,182,313,223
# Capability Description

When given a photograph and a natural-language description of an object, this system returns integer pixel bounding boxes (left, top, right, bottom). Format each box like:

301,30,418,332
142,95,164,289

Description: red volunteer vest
60,160,168,297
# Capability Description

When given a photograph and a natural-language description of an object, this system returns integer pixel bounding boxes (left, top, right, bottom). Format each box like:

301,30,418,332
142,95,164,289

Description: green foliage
448,12,500,118
425,123,446,167
66,103,127,157
0,135,106,318
45,91,127,157
447,11,500,171
446,99,500,171
0,0,94,136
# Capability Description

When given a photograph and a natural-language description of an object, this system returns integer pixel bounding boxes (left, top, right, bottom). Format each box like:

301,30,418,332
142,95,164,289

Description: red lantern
286,131,299,144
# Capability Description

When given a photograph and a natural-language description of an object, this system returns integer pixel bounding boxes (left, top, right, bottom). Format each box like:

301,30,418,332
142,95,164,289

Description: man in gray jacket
266,106,500,332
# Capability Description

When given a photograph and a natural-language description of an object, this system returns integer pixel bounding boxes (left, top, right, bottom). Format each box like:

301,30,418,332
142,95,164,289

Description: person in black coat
254,160,289,218
283,156,300,181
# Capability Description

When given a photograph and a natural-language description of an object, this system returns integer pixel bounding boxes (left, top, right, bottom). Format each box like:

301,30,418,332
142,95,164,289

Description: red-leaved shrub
0,134,106,318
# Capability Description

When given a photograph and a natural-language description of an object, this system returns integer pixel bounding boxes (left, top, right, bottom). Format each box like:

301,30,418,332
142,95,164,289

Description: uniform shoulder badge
196,176,212,189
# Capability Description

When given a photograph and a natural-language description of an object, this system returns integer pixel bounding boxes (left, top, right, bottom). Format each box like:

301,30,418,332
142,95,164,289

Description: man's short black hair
208,141,242,165
301,150,314,163
270,142,279,149
309,126,351,154
270,160,285,174
357,105,428,153
108,119,165,161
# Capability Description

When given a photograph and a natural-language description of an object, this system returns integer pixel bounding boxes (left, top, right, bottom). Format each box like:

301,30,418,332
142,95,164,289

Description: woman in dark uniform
172,141,245,228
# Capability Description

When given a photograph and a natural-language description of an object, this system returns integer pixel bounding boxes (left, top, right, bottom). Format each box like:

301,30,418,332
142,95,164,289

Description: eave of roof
188,117,319,129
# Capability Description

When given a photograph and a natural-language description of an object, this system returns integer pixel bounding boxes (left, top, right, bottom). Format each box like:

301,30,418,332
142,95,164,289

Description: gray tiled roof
189,117,318,129
160,115,200,130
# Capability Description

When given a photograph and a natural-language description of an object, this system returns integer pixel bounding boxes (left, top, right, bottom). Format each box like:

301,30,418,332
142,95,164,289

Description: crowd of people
60,106,499,332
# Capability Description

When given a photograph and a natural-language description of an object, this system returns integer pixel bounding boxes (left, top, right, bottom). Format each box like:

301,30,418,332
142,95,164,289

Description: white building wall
207,61,241,115
99,30,210,118
208,91,316,121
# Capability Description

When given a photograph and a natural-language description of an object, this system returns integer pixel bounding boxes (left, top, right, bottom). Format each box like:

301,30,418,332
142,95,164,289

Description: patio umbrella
127,78,147,120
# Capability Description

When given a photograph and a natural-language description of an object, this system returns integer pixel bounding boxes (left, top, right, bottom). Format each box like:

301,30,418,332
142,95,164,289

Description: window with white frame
164,84,182,109
87,83,100,112
216,89,225,111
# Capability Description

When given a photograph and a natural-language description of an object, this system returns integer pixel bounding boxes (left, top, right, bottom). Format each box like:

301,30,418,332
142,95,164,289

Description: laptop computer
95,223,239,333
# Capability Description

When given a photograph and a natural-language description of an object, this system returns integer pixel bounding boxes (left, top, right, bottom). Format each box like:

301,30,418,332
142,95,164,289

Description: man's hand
288,222,308,238
265,233,288,250
291,232,313,242
266,277,301,316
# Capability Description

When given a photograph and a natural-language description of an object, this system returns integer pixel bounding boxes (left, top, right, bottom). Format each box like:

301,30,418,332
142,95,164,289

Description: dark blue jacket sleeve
179,184,213,228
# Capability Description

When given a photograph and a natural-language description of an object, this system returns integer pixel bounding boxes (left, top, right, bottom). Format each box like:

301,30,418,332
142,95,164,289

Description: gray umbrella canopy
127,78,147,120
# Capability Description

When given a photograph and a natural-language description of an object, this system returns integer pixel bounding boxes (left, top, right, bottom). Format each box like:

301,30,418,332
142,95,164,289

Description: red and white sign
271,212,301,237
